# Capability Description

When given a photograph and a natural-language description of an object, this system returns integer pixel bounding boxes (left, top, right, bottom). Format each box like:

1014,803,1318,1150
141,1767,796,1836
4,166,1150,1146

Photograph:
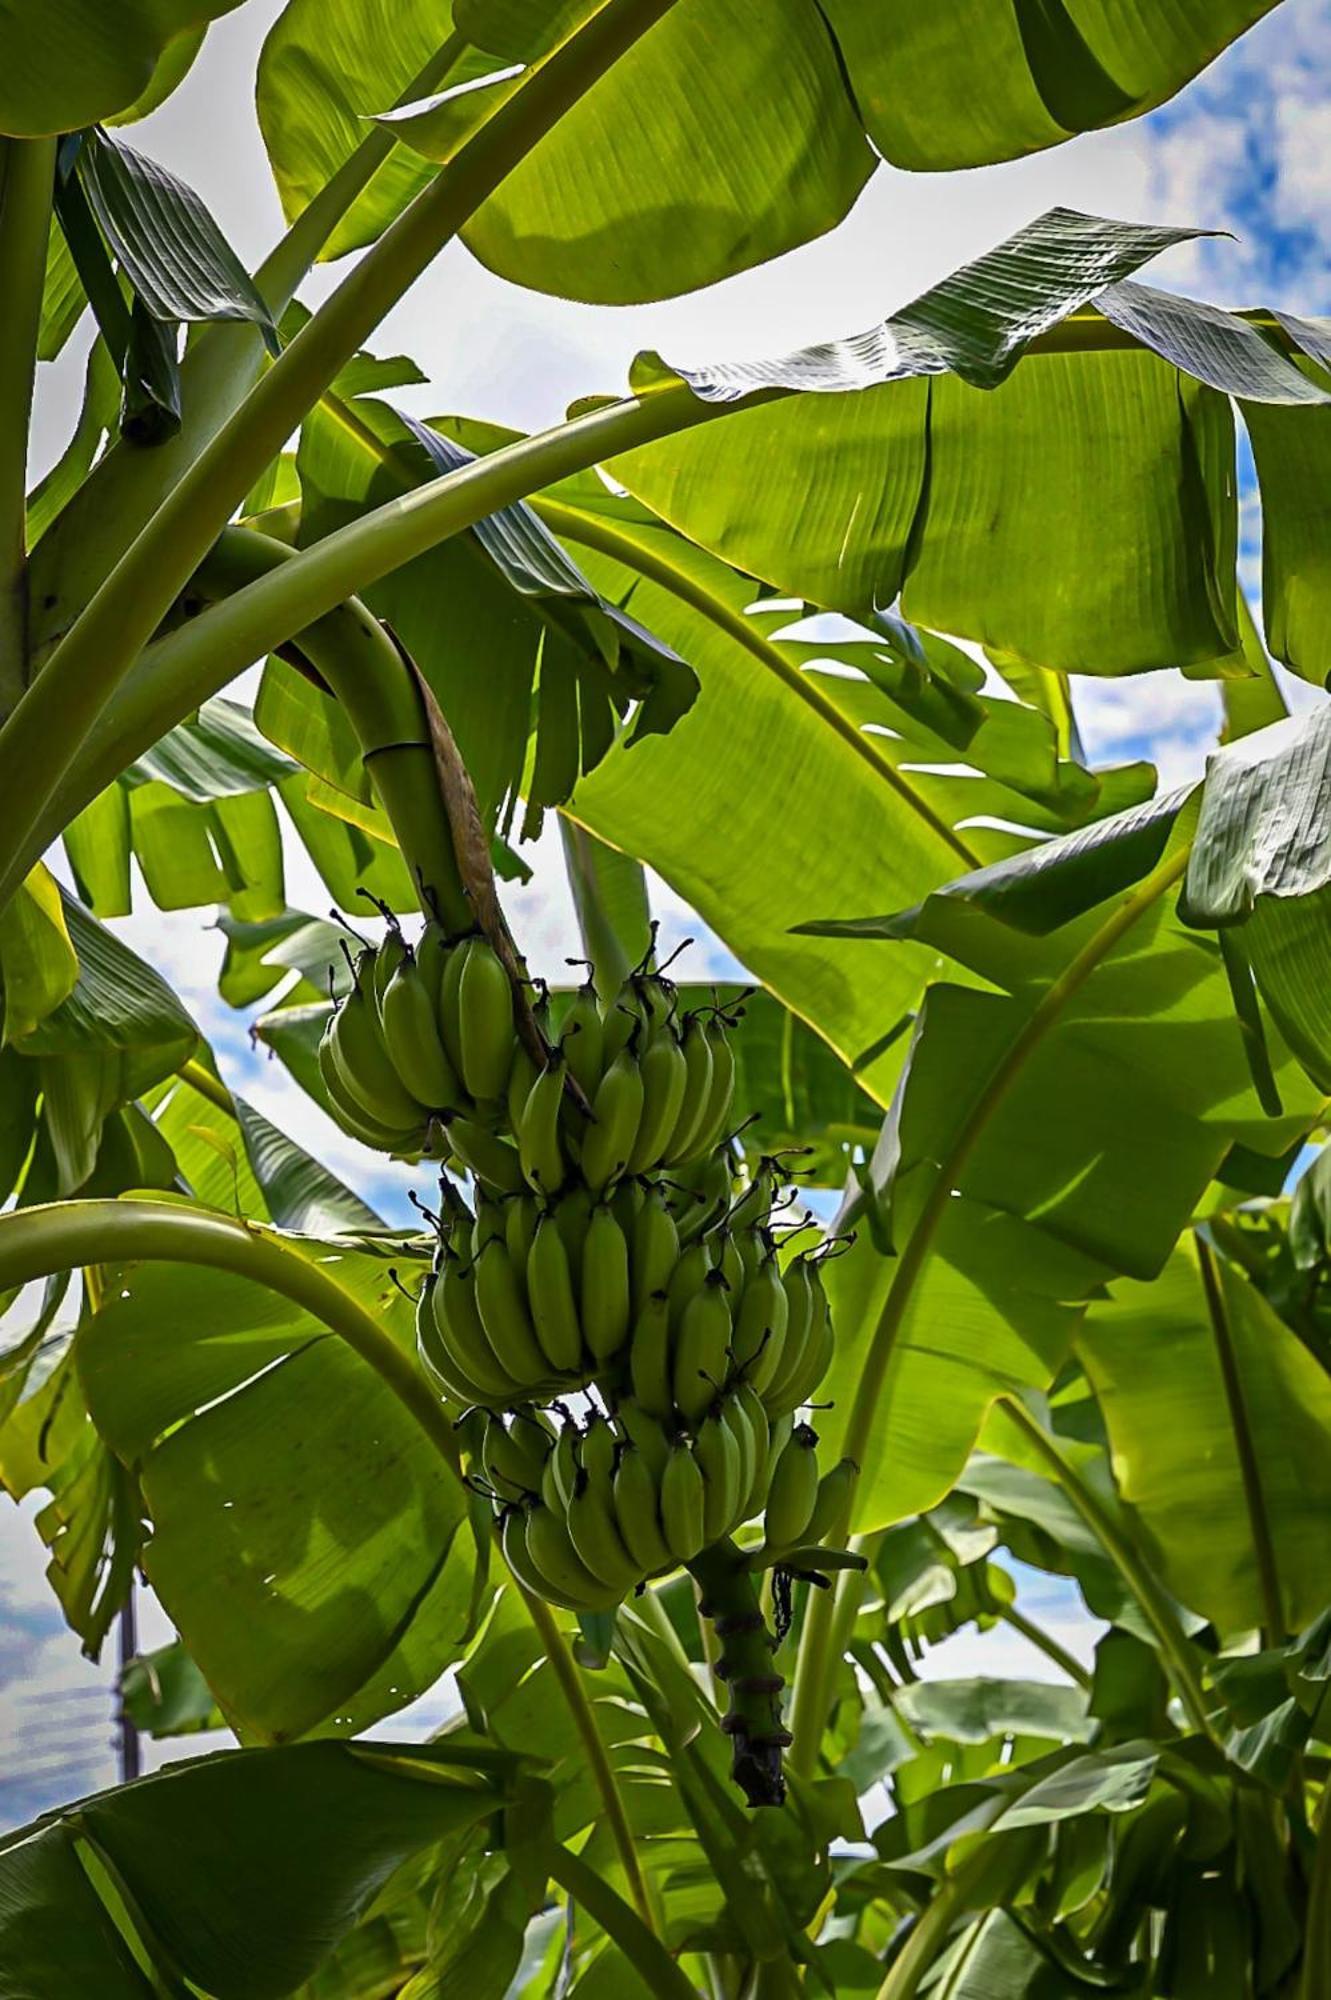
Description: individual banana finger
457,935,516,1101
695,1407,742,1544
612,1446,674,1576
764,1422,820,1550
381,951,464,1111
526,1502,621,1610
580,1045,644,1192
628,1292,673,1420
568,1472,641,1594
662,1013,713,1165
474,1238,551,1388
445,1116,526,1196
518,1055,568,1197
527,1215,585,1376
561,978,605,1101
330,981,427,1131
434,1251,525,1405
581,1203,631,1365
628,1028,688,1174
801,1457,857,1549
632,1186,680,1317
502,1505,593,1613
659,1441,707,1564
672,1270,733,1425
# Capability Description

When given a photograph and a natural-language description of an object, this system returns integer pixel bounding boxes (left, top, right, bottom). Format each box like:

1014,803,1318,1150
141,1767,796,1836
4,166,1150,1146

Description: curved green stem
994,1601,1092,1691
523,1588,660,1938
996,1396,1215,1741
0,135,55,712
544,1838,694,2000
28,34,466,672
788,842,1191,1777
0,1198,459,1476
1303,1784,1331,2000
191,527,468,927
0,0,681,909
175,1056,236,1117
22,383,717,900
1194,1231,1285,1645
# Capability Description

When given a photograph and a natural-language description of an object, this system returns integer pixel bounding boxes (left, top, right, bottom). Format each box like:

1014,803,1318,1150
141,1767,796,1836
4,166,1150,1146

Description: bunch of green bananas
318,921,517,1155
473,1402,855,1612
536,967,740,1192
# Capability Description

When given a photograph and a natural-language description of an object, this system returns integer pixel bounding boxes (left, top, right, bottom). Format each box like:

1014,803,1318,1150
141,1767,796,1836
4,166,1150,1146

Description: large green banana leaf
0,2,245,134
808,802,1323,1532
1079,1238,1331,1638
78,1236,473,1741
256,0,1283,300
0,1739,509,1998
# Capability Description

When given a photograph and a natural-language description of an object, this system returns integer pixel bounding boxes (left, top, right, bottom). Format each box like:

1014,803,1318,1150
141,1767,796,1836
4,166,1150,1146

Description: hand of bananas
318,921,518,1156
470,1402,857,1614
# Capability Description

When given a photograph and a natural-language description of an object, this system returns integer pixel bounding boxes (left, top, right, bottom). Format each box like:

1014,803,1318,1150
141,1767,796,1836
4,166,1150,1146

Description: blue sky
5,0,1331,1829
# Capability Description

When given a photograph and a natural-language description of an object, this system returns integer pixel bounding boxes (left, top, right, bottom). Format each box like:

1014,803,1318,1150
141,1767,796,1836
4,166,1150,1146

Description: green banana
474,1238,551,1388
580,1412,617,1489
714,1230,744,1297
695,1407,742,1543
416,1272,492,1406
581,1203,631,1365
764,1423,820,1550
672,1269,733,1424
445,1116,525,1195
554,1182,594,1270
517,1055,567,1196
457,935,516,1101
600,983,648,1066
771,1261,833,1412
666,1239,713,1323
526,1215,585,1376
580,1043,645,1192
615,1400,672,1481
434,1250,523,1404
734,1382,774,1520
318,1035,419,1151
381,952,463,1111
568,1470,640,1594
628,1292,674,1419
659,1441,707,1564
612,1446,673,1576
506,1040,539,1135
526,1502,620,1611
684,1015,736,1161
561,979,605,1101
482,1413,548,1501
732,1254,789,1395
763,1256,814,1414
329,984,427,1130
628,1028,688,1173
438,935,470,1076
471,1190,508,1259
372,925,410,1017
674,1151,734,1246
801,1457,857,1549
727,1158,777,1237
414,921,450,1006
719,1391,757,1527
547,1418,582,1512
503,1504,602,1612
662,1013,714,1165
632,1186,680,1316
610,1175,644,1242
505,1192,540,1272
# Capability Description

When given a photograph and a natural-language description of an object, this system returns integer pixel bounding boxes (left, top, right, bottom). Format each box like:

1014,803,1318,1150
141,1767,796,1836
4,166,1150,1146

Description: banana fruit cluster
318,923,517,1155
414,1165,834,1423
476,1403,856,1614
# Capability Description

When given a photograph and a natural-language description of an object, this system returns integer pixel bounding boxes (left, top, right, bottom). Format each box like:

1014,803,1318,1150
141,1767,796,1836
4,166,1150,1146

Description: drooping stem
1194,1231,1285,1645
522,1588,659,1938
190,528,468,927
996,1396,1215,1741
28,34,468,673
788,842,1191,1777
0,135,55,714
19,383,718,902
0,0,683,902
688,1540,789,1809
544,1838,695,2000
0,1198,460,1476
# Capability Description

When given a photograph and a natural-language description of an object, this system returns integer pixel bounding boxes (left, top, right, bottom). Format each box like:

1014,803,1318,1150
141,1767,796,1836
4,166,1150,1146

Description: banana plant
2,1,1331,1994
